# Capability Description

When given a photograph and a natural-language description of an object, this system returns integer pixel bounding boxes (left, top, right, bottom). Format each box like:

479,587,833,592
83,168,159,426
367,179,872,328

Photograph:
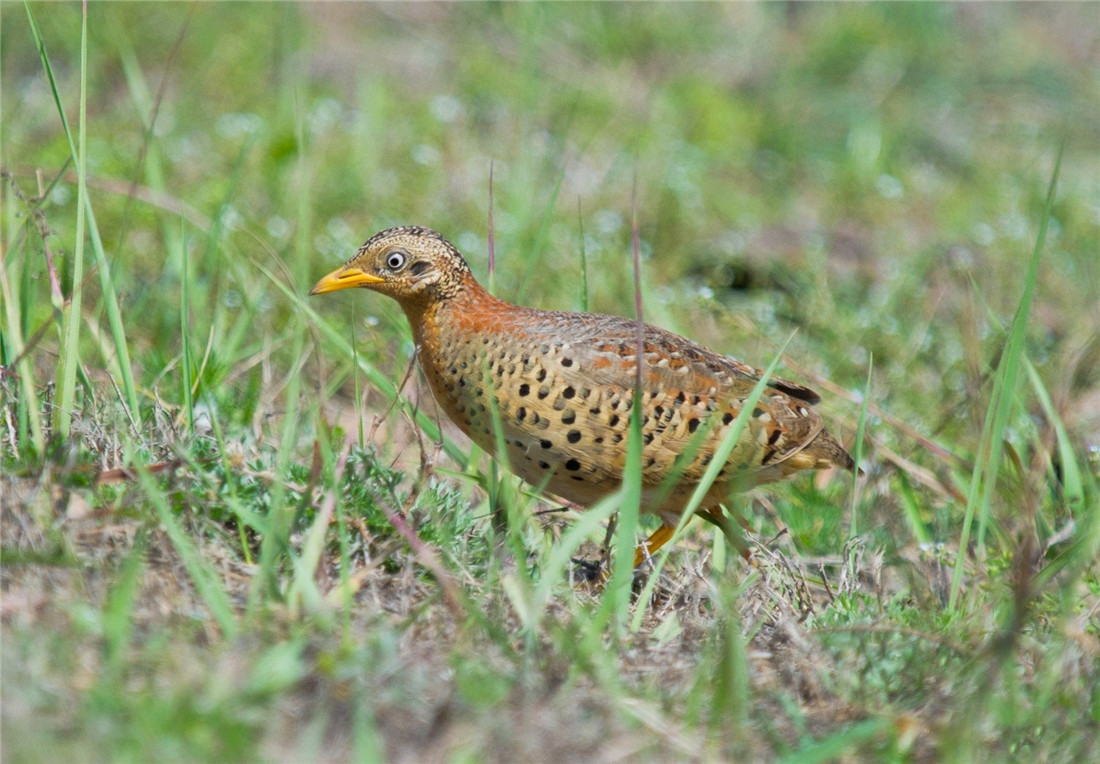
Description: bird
310,226,855,568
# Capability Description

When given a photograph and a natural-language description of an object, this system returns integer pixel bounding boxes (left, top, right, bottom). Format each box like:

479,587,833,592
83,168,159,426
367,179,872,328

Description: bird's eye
386,250,407,270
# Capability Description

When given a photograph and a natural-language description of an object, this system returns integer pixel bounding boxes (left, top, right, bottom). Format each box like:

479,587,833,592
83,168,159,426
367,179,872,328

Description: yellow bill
309,266,383,295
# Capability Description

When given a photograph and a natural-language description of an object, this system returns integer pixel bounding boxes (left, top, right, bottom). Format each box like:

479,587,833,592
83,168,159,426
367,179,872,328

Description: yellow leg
633,523,676,567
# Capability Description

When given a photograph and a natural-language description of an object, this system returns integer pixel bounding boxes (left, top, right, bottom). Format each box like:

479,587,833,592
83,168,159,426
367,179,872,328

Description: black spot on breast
654,405,664,418
675,391,686,404
571,475,585,481
565,458,581,471
563,386,576,399
517,407,527,421
541,439,553,449
561,410,576,424
752,407,765,418
537,386,550,399
538,461,550,469
561,357,574,367
723,412,735,425
609,414,621,428
518,383,530,397
567,430,581,444
688,418,700,433
643,433,654,445
536,368,547,382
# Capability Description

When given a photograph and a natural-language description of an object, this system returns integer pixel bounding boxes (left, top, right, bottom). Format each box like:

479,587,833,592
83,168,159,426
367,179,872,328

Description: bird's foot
569,555,606,585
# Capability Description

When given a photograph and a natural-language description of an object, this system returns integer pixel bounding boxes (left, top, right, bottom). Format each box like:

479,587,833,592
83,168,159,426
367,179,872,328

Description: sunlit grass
2,3,1097,762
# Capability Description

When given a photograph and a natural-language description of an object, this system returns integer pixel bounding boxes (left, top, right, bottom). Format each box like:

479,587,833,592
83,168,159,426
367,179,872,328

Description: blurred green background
6,3,1097,440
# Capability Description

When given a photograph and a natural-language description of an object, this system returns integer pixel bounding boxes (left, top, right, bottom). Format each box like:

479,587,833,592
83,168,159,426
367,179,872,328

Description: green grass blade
487,160,496,295
179,223,194,434
631,333,794,633
196,391,264,565
351,308,365,449
577,201,589,312
481,360,536,600
352,698,384,764
603,387,644,630
102,528,148,670
1024,358,1084,513
605,183,645,630
255,324,306,607
776,718,890,764
25,4,141,433
27,1,87,440
83,191,142,429
705,576,755,737
288,444,350,617
3,177,49,454
949,142,1063,611
137,468,238,637
0,244,46,454
514,161,567,304
530,494,619,622
896,471,932,546
847,354,872,540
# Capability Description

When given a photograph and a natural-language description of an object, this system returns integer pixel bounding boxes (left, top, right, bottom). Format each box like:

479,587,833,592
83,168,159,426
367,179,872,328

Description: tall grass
28,2,142,440
4,5,1096,762
948,145,1063,611
27,2,88,442
847,356,872,540
0,229,46,454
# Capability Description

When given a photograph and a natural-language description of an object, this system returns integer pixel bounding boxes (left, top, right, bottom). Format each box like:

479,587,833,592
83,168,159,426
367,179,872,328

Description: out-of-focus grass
3,3,1098,762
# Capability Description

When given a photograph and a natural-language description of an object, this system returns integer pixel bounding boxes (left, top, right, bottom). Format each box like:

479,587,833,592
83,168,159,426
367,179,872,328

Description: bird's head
309,226,473,304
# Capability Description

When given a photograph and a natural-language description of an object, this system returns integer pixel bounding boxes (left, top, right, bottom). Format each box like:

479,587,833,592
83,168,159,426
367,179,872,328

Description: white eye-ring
385,250,407,270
